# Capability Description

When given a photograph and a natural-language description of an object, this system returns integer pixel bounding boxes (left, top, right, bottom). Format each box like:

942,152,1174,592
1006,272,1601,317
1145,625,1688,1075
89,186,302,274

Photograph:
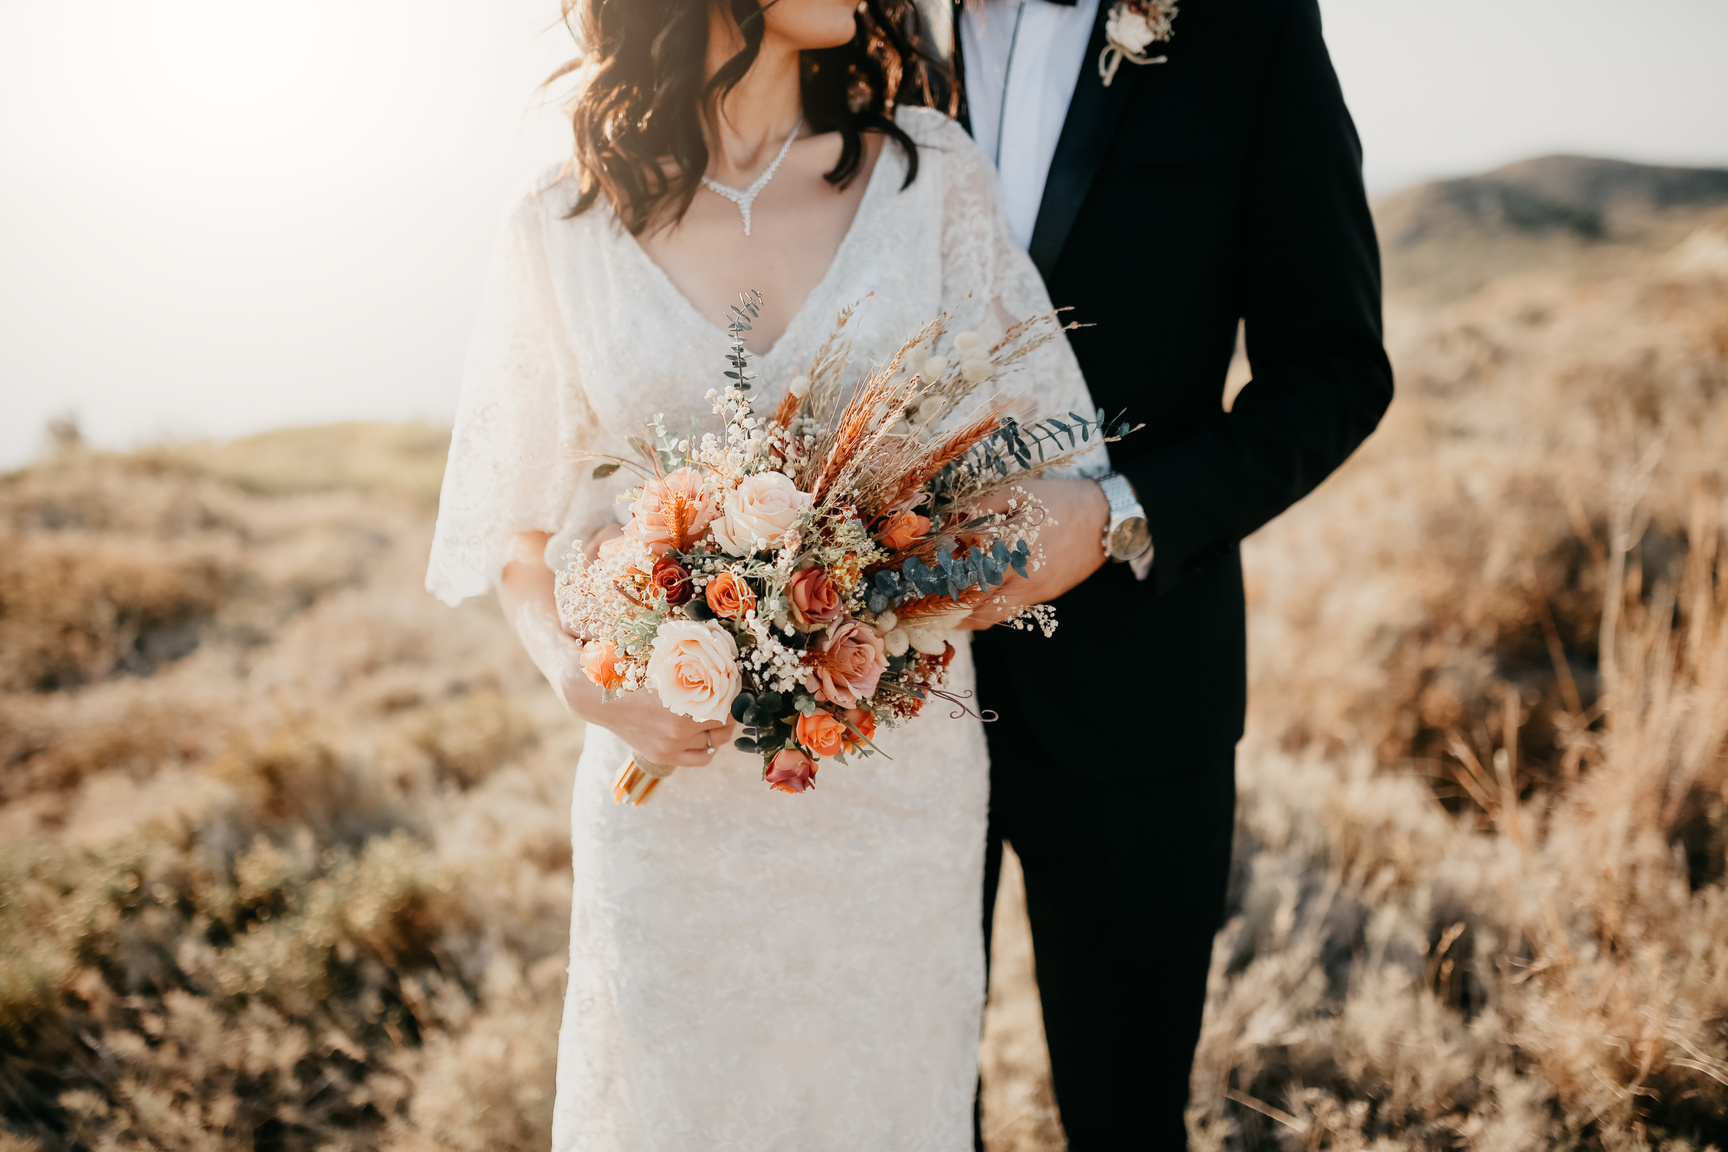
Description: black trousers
975,662,1238,1150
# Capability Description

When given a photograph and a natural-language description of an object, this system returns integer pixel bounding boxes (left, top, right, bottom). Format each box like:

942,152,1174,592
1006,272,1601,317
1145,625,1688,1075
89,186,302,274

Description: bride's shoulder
495,162,589,243
894,105,972,152
892,106,993,189
524,162,585,217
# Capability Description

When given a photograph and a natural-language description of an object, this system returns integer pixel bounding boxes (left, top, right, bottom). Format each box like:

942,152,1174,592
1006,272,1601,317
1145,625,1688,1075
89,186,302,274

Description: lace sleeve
425,188,607,606
924,112,1108,479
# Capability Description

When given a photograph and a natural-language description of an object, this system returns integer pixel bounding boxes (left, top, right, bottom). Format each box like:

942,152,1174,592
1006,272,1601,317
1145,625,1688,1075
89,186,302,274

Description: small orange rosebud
876,510,931,551
704,569,757,620
795,711,849,759
841,707,877,750
581,639,625,690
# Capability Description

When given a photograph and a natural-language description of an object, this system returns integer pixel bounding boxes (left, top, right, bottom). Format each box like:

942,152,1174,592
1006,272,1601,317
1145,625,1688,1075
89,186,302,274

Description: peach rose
786,566,843,630
650,554,693,605
710,471,812,556
804,618,888,709
645,620,741,722
764,748,818,794
795,711,849,759
841,707,877,750
596,533,630,564
625,468,716,555
581,638,626,691
704,569,757,619
876,510,931,551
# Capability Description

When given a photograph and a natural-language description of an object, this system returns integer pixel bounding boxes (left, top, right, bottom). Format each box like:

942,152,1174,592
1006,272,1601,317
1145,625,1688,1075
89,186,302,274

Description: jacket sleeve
1120,0,1393,594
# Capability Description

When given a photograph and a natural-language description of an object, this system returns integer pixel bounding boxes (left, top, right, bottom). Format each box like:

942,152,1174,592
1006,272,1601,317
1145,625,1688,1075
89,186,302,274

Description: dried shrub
0,537,227,692
0,448,564,1151
397,689,536,792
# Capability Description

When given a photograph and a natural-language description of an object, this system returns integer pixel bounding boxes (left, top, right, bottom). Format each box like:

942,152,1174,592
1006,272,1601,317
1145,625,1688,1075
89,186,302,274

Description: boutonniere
1099,0,1178,87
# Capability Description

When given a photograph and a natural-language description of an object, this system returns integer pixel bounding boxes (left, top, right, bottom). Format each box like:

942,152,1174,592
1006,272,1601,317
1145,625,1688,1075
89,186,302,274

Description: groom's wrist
1097,473,1154,576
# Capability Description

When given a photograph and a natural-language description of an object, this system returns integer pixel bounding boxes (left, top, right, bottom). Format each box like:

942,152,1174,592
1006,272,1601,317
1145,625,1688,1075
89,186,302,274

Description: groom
952,0,1392,1146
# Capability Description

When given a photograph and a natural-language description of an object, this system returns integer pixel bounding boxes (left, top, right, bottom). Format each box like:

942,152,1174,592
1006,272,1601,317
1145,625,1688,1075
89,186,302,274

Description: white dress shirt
959,0,1102,250
960,0,1155,579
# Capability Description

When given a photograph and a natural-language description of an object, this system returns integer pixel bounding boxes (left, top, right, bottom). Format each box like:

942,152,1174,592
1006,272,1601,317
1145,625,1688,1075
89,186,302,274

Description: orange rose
705,569,757,620
581,638,625,690
786,566,843,630
876,509,931,551
841,707,877,750
764,748,818,794
795,711,849,759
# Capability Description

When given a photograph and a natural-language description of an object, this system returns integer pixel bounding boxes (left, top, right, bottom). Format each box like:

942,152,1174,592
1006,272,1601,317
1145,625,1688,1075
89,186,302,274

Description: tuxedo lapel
1026,1,1144,280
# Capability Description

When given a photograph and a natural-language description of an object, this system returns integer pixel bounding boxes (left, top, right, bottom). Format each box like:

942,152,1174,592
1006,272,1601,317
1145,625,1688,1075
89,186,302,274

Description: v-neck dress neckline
609,135,897,365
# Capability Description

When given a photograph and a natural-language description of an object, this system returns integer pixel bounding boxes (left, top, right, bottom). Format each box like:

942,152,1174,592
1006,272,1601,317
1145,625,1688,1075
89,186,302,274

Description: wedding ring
704,731,715,754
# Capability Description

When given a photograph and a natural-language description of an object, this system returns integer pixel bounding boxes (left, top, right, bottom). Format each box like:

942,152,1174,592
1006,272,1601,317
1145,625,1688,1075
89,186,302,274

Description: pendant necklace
701,118,802,237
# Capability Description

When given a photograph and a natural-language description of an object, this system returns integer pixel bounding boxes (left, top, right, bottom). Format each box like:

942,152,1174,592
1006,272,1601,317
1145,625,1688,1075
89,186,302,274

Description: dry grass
0,432,576,1150
3,210,1727,1148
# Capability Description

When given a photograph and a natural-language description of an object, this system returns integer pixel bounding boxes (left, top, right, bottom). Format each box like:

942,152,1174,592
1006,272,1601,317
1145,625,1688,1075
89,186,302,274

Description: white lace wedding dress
426,107,1099,1151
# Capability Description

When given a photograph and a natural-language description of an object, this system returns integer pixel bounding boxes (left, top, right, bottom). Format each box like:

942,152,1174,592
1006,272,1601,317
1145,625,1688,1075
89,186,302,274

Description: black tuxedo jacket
963,0,1394,778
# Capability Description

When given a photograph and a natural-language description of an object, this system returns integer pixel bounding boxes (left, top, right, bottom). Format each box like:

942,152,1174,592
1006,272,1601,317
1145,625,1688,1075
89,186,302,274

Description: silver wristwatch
1098,473,1153,563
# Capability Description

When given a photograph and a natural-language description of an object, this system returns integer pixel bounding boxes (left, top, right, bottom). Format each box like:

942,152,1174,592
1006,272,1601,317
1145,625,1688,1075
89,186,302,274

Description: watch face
1110,518,1151,560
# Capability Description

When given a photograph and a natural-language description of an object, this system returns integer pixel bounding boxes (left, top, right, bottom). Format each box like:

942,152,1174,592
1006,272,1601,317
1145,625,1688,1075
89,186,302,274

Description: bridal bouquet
555,293,1131,805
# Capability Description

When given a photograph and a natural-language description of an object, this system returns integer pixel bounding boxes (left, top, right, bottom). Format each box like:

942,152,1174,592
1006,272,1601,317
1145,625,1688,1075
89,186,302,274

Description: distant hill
1374,155,1728,297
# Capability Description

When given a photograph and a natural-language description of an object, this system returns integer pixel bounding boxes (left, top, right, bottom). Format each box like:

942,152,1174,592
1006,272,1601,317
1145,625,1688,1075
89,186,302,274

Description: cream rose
710,471,812,556
1107,6,1157,54
646,620,742,722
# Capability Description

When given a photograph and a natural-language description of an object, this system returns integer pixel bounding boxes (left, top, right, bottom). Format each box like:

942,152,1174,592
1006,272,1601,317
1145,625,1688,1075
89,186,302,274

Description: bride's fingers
699,719,738,750
667,720,732,758
659,748,718,768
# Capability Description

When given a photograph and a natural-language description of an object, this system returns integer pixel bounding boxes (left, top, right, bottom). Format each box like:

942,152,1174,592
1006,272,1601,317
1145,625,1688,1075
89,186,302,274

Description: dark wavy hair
549,0,958,235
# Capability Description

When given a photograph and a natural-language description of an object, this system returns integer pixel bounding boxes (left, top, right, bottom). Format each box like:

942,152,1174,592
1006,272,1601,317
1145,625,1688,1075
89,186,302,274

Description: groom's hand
957,477,1109,630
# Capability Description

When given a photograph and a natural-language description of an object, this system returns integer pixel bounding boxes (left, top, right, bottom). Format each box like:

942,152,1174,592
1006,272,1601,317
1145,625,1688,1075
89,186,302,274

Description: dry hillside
2,156,1727,1150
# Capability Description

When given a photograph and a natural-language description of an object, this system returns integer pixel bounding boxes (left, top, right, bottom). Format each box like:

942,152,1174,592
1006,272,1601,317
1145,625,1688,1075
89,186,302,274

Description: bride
426,0,1100,1146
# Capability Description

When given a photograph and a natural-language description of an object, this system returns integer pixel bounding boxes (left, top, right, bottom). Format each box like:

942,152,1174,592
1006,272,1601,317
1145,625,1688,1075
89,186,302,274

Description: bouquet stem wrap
613,755,677,806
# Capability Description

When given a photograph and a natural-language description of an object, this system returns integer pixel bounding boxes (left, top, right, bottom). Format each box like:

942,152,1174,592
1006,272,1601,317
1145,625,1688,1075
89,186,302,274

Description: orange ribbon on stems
612,755,677,806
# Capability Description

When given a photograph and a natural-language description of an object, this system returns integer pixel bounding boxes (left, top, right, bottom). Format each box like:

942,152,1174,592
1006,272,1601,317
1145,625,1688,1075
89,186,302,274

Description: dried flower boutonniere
1099,0,1178,87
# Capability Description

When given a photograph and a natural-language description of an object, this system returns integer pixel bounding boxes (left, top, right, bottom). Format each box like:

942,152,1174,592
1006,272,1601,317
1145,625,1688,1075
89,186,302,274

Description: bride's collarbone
636,138,882,353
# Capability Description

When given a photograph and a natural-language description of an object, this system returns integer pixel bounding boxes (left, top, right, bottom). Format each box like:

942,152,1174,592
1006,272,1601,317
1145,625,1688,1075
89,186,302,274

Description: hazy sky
2,0,1725,469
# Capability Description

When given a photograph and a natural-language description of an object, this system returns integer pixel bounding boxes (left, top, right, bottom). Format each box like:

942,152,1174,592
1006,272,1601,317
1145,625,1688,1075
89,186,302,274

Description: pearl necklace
700,118,803,238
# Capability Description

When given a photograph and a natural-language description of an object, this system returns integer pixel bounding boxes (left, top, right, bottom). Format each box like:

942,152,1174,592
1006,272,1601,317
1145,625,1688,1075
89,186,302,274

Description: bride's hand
557,665,736,768
498,530,733,766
